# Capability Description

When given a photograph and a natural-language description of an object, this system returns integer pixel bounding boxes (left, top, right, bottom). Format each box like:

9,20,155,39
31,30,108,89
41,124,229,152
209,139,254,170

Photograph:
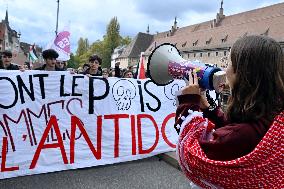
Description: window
261,28,269,36
194,53,196,57
206,37,212,45
188,54,190,58
208,52,210,57
193,40,198,46
221,35,228,43
216,52,219,56
200,53,203,57
224,51,227,56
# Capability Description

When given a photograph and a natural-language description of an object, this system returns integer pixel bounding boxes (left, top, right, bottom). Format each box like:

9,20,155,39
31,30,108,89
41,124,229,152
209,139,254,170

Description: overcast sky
0,0,283,53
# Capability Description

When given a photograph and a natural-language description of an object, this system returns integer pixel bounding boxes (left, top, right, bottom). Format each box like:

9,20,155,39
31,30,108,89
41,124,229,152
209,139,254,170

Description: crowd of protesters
0,49,140,79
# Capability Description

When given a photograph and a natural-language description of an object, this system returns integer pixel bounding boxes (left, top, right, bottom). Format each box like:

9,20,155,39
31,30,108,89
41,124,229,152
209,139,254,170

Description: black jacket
35,64,64,71
83,68,102,76
0,63,19,70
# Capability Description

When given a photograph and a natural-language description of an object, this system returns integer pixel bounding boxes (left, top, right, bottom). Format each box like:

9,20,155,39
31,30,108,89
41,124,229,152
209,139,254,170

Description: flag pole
55,0,60,36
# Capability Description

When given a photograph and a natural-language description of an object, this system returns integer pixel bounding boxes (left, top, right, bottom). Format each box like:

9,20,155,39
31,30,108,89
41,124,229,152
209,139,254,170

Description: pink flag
45,27,70,61
54,31,70,54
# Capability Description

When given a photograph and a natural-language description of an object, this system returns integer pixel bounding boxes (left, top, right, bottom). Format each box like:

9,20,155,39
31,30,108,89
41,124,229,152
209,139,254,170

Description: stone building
116,32,153,69
0,10,24,63
111,45,126,68
143,2,284,68
0,10,43,66
0,10,21,51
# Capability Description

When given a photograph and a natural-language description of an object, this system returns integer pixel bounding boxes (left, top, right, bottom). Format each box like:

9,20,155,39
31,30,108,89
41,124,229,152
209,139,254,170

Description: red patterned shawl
177,111,284,189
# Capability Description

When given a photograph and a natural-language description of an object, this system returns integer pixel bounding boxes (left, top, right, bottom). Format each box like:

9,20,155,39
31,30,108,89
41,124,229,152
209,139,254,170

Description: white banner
0,70,185,179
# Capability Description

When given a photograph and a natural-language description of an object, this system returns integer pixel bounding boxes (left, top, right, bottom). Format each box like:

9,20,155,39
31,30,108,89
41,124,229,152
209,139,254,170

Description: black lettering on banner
60,75,71,97
111,79,137,111
0,77,18,109
164,82,185,106
137,80,145,112
144,80,161,112
17,75,35,104
89,77,109,114
33,74,48,99
72,75,84,96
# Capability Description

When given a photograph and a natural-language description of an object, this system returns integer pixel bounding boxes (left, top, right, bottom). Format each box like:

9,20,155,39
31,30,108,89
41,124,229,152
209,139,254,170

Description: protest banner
0,70,185,179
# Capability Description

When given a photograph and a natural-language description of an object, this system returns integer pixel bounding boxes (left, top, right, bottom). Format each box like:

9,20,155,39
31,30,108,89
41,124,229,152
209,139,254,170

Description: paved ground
0,156,191,189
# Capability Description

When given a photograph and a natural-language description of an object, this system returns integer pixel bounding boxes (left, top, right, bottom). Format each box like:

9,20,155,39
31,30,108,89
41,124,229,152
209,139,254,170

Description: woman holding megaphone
175,35,284,188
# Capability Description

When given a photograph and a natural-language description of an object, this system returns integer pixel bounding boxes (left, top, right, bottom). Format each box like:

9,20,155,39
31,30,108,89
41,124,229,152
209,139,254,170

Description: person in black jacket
83,54,102,76
36,49,63,71
0,50,20,70
114,62,122,77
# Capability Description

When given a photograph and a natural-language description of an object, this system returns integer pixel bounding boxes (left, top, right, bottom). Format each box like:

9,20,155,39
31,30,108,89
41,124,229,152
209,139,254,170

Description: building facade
0,11,21,57
0,10,43,66
144,2,284,68
117,2,284,109
111,45,126,68
116,32,153,69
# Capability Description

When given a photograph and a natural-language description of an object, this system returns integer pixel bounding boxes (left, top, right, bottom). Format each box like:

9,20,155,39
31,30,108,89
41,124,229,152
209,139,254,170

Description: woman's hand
181,70,210,109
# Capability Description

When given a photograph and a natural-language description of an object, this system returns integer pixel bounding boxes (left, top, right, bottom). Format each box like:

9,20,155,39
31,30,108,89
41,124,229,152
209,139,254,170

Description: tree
89,40,104,58
120,36,132,46
75,17,132,69
102,17,121,68
67,53,80,69
76,38,89,56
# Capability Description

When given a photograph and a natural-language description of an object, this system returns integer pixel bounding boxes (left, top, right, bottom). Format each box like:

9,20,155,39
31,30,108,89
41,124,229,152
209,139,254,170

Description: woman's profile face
225,55,236,89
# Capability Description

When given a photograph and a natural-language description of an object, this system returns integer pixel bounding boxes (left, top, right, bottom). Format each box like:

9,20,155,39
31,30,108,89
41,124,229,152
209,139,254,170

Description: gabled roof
20,42,31,54
20,42,42,55
145,2,284,55
119,32,153,58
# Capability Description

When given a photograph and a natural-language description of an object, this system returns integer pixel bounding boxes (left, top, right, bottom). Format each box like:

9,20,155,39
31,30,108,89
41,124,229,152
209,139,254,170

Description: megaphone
147,43,226,93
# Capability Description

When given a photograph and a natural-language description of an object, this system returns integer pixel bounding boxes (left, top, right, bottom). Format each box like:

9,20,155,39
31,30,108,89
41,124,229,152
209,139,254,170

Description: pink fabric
177,113,284,189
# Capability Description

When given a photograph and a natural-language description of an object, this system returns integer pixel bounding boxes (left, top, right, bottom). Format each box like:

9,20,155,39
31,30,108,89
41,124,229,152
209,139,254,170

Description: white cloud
0,0,283,53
